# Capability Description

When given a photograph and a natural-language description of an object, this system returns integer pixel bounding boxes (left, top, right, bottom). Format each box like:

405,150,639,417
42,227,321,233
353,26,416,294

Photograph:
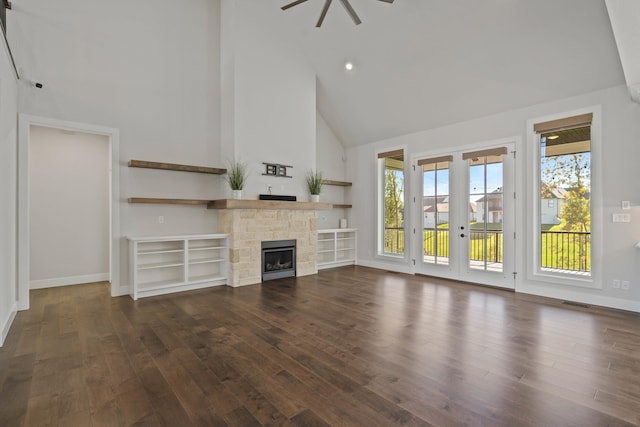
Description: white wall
316,110,348,229
0,38,18,346
348,85,640,312
220,0,317,201
9,0,223,294
29,125,109,288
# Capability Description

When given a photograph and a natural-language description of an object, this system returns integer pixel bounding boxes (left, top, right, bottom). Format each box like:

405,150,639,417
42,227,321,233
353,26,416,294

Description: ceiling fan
281,0,395,27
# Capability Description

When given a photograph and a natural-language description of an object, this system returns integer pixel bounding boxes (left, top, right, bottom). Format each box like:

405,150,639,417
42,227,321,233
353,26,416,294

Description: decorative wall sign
262,162,293,178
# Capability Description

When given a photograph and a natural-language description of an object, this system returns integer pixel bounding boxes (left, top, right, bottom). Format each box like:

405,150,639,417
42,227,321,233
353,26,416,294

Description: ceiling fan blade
316,0,333,27
281,0,309,11
339,0,361,25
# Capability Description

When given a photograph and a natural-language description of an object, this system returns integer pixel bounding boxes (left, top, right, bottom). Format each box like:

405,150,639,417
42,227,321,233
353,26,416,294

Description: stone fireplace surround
216,201,331,287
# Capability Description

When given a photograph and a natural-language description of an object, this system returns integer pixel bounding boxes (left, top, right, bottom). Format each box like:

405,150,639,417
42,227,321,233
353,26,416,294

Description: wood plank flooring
1,266,639,426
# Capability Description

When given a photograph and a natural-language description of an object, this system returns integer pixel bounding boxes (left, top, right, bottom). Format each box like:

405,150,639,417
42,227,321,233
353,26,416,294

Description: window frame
526,106,602,289
376,147,409,261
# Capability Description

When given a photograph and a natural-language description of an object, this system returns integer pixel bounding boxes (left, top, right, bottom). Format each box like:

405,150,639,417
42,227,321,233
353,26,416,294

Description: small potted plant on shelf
225,160,248,199
306,169,323,202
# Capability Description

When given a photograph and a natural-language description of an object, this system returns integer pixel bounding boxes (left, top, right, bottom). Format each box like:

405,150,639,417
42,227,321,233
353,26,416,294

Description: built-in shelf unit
128,234,228,300
317,228,357,269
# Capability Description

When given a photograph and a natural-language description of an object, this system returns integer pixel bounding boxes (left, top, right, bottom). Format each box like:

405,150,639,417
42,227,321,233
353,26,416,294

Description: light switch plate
622,201,631,210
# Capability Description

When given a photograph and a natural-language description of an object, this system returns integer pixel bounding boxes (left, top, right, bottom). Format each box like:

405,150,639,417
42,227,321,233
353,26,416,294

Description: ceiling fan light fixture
282,0,394,28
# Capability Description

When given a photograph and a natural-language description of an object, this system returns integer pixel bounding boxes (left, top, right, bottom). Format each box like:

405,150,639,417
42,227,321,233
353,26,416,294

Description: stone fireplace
217,206,322,287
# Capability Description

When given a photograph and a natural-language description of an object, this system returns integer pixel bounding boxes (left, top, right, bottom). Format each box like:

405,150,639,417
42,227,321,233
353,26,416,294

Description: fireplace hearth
261,240,296,281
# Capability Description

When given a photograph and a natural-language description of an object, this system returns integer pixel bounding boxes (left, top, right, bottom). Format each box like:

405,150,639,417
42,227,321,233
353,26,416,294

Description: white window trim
376,147,410,262
526,106,603,289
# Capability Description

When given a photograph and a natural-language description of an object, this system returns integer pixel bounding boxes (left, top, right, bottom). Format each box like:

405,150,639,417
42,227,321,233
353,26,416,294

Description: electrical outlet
621,280,630,290
612,279,620,289
158,216,164,224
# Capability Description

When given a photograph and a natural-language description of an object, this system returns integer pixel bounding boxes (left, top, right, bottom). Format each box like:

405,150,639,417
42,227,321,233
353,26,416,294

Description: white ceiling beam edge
605,0,640,103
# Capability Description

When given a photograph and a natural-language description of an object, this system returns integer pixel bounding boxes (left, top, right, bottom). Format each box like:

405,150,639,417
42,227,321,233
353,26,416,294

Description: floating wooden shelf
323,180,352,187
128,198,211,205
129,197,348,209
207,199,333,211
128,160,226,175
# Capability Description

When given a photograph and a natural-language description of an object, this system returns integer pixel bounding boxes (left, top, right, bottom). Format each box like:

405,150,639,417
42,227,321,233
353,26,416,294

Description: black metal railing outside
541,230,591,272
384,227,404,254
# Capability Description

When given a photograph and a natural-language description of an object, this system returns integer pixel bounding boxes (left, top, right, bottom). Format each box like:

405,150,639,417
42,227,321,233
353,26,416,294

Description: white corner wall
221,0,317,201
317,110,348,229
0,39,18,345
29,125,109,288
348,85,640,312
9,0,223,295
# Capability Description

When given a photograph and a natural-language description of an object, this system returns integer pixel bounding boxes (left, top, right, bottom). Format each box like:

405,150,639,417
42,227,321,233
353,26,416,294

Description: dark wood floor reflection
1,266,639,426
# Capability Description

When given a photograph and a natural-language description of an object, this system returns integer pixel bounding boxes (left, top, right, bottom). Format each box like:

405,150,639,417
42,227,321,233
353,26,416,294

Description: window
535,113,592,276
464,148,507,273
378,149,405,256
420,156,452,265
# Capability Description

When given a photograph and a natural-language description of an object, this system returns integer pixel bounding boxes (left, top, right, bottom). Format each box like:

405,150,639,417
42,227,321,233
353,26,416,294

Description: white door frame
17,114,120,310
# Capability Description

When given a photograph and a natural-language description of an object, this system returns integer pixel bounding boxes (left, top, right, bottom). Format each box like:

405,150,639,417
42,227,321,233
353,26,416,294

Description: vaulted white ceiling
267,0,625,146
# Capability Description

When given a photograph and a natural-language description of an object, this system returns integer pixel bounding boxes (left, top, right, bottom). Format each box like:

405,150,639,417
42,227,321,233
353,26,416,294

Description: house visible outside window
378,149,405,256
535,113,592,275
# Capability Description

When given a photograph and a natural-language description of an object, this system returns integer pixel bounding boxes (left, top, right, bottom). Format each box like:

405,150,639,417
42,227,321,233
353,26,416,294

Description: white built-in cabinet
128,234,228,300
317,228,357,269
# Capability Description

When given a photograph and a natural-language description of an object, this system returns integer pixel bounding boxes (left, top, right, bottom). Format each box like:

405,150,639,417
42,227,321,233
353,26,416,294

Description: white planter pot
311,194,320,203
232,190,242,200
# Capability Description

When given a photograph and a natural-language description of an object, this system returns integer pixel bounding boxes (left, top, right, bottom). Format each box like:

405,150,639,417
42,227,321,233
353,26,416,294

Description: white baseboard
1,302,18,347
518,282,640,313
356,258,413,275
111,285,131,298
30,273,110,289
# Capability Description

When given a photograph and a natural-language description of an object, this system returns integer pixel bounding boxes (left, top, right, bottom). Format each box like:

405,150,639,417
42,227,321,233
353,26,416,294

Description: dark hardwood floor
1,266,639,426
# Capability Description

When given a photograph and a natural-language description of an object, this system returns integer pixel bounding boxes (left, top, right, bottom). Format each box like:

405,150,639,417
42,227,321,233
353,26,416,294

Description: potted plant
225,160,248,199
306,169,323,202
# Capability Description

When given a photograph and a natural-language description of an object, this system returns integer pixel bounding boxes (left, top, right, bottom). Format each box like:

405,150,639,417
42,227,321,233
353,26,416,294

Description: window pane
468,155,503,272
383,154,404,255
539,126,591,274
423,161,450,265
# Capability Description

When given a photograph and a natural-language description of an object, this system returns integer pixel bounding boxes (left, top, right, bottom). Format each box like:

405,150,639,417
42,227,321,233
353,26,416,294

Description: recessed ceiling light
345,62,354,71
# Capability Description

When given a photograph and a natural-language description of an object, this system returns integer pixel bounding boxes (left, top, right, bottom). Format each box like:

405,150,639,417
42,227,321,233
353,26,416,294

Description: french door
414,144,516,289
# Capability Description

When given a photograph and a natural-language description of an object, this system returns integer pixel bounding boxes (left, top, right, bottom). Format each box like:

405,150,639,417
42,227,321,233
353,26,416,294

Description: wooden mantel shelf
207,199,333,210
128,160,226,175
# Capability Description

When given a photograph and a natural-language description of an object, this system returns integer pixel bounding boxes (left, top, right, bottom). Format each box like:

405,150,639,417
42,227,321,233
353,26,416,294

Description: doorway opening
18,115,120,310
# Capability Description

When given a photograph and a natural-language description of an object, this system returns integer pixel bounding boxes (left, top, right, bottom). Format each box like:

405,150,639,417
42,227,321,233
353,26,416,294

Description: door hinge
412,259,416,265
413,196,416,203
413,228,416,235
514,232,516,239
512,150,516,158
513,271,517,279
412,165,416,171
514,192,516,199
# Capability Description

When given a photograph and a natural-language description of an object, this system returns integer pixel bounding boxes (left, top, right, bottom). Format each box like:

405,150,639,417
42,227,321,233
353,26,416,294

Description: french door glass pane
423,161,450,265
468,155,504,272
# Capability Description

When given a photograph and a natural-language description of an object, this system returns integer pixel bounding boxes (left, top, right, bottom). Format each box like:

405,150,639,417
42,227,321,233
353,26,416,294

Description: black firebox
261,240,296,282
